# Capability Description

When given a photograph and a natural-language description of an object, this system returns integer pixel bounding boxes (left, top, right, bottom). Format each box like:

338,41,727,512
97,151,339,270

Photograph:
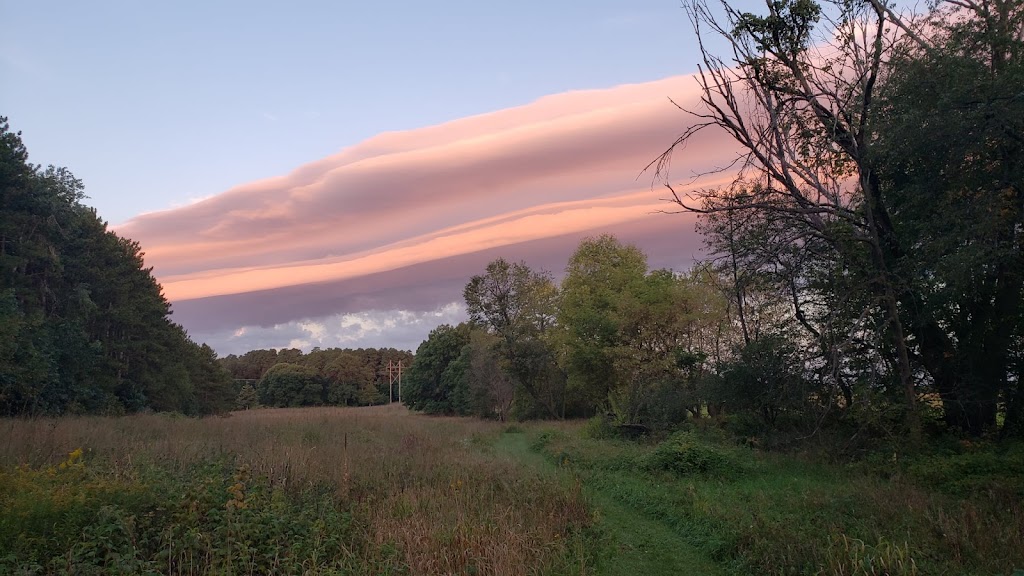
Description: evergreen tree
0,117,233,415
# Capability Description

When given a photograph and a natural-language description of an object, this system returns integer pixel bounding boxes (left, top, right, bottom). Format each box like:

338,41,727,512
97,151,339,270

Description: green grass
526,426,1024,576
3,408,1021,575
494,431,725,576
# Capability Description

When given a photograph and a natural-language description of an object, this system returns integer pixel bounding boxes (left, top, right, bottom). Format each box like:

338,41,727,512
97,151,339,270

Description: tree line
0,118,236,416
220,347,414,409
404,237,799,431
405,0,1023,441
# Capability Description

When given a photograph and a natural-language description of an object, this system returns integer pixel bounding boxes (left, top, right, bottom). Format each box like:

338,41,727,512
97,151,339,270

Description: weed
0,406,590,575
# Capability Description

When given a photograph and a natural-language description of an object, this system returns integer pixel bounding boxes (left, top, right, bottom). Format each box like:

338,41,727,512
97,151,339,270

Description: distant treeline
0,118,235,416
220,347,414,408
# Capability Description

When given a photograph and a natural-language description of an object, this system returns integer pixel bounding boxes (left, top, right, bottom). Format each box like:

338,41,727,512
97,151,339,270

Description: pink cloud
116,74,744,336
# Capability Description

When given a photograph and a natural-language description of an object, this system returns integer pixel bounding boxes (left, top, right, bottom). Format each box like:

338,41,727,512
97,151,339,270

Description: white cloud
298,321,327,340
207,302,468,355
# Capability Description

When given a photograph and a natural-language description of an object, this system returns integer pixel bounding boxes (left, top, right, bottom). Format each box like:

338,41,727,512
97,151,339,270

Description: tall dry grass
0,405,591,575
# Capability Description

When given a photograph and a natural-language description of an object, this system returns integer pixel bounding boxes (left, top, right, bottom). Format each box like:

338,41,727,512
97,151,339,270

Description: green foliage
0,117,233,416
530,430,557,452
257,363,325,408
235,383,260,410
534,425,1024,575
558,237,727,427
582,414,617,439
679,0,1024,439
221,347,412,408
0,451,358,574
818,535,918,576
464,258,565,419
403,323,472,414
872,0,1024,435
642,431,741,478
733,0,821,55
559,235,648,414
904,442,1024,498
462,330,516,419
714,336,814,429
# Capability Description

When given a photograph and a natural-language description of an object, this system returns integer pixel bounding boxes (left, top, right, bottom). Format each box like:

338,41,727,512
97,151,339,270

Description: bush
642,431,741,477
581,415,616,439
713,336,816,430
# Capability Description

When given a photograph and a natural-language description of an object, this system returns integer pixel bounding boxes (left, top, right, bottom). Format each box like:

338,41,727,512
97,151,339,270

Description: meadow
0,406,590,575
2,406,1023,575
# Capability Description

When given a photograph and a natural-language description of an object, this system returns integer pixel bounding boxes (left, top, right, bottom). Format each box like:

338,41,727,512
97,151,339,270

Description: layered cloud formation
117,74,742,352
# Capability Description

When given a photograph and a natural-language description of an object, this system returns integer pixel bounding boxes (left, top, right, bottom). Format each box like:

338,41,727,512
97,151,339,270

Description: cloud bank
117,74,742,353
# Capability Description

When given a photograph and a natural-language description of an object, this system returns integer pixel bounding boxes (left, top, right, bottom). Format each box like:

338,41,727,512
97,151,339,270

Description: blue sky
1,0,764,353
0,0,757,224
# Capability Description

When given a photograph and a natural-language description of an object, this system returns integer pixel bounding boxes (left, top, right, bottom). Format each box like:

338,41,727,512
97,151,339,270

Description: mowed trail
492,431,725,576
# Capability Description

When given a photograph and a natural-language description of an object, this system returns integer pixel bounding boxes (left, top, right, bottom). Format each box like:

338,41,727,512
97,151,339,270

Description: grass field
2,406,1023,575
0,406,590,575
528,424,1024,576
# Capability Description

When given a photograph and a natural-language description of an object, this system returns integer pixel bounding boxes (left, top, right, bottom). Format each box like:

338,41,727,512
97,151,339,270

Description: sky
0,0,762,354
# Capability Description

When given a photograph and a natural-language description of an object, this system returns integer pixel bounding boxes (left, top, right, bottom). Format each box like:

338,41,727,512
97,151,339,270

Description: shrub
642,431,741,477
581,415,616,439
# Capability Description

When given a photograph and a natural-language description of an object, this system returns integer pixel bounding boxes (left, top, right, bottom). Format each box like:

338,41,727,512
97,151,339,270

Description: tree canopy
219,346,413,409
649,0,1022,438
0,117,234,416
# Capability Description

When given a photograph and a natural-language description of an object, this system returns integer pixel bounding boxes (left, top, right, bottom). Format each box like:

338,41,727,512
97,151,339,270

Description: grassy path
493,431,725,576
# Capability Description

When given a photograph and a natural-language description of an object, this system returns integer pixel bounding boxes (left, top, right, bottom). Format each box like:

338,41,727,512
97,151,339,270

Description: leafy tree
184,340,236,415
557,235,647,415
714,336,814,429
609,268,729,427
219,346,413,407
403,323,472,414
871,0,1024,435
462,330,515,420
220,349,280,380
464,259,565,418
257,363,325,408
653,0,924,434
324,351,374,406
655,0,1023,437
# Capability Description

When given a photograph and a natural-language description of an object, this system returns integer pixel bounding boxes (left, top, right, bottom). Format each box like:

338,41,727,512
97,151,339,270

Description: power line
388,360,403,404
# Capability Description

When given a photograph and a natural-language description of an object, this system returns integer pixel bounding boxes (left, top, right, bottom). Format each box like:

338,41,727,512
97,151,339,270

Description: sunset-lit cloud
117,74,743,352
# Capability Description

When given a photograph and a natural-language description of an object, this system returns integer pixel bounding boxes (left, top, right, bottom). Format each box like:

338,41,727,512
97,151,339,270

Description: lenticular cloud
116,74,742,334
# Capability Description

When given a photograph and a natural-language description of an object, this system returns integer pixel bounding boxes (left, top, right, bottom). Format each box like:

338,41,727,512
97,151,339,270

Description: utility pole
388,360,403,404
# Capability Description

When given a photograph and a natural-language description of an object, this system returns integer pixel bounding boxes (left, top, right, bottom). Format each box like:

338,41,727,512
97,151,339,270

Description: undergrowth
0,406,591,575
533,424,1024,576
